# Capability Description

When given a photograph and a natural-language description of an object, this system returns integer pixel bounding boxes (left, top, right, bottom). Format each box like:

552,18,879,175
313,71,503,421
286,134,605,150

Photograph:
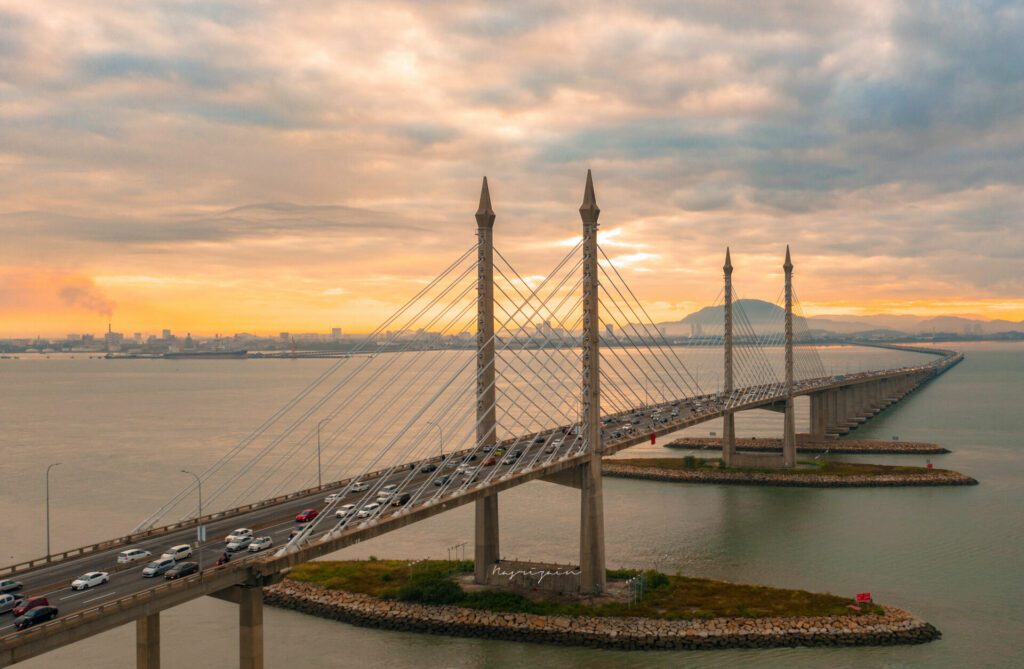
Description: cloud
0,0,1022,334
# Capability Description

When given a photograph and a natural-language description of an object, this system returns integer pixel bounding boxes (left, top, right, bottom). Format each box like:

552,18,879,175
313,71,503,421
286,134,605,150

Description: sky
1,1,1022,337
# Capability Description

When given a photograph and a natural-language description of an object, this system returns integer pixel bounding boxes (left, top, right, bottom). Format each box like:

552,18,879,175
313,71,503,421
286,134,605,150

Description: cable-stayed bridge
0,173,961,668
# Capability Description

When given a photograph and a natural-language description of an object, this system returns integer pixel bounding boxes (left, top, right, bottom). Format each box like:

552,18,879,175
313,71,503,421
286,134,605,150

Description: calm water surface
2,342,1021,668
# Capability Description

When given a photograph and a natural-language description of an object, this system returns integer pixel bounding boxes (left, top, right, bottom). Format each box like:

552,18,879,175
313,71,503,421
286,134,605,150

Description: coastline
264,581,941,650
602,462,978,487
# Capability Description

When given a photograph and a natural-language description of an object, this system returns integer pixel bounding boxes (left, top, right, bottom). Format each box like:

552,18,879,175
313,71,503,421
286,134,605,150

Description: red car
12,596,48,618
482,457,497,467
295,508,319,523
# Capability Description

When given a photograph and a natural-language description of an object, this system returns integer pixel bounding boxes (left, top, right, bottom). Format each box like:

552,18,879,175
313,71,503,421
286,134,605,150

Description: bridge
1,173,961,668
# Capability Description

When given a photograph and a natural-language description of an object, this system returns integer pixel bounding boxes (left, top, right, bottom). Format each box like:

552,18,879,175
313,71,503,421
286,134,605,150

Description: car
288,525,308,540
444,459,460,469
455,464,470,475
116,549,151,564
226,536,253,553
380,484,398,494
433,474,453,486
631,417,641,425
462,469,483,483
248,537,273,552
482,456,497,466
533,435,546,444
142,558,176,577
463,453,478,461
161,545,192,561
390,493,411,507
0,593,26,615
70,571,109,590
295,508,320,523
0,579,23,594
493,448,506,456
356,502,380,518
12,597,49,618
419,463,437,473
14,605,58,630
324,492,344,503
335,504,357,518
350,481,369,492
225,528,254,543
165,561,199,580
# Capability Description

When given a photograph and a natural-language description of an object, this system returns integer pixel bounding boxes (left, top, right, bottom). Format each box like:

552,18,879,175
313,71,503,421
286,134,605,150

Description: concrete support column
782,246,796,468
579,170,606,594
722,248,736,465
136,613,159,669
473,177,500,584
809,392,827,441
239,586,263,669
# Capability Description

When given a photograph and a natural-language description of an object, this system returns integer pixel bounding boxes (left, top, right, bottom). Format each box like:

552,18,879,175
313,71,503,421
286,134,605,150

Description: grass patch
287,560,878,620
608,457,951,477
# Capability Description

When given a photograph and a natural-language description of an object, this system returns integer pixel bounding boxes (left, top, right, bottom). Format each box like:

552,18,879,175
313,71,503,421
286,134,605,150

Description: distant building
332,327,342,339
279,332,290,341
162,329,172,340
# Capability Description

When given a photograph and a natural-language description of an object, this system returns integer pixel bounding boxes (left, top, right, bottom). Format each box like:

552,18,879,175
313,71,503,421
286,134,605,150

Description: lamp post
45,462,61,559
426,421,443,458
181,470,202,570
316,418,329,489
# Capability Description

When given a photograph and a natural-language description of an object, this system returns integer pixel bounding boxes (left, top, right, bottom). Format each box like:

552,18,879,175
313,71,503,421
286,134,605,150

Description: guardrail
0,560,249,653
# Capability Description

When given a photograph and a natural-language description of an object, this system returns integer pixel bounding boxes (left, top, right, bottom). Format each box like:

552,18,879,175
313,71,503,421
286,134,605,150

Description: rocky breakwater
602,462,978,488
264,581,941,650
666,437,951,455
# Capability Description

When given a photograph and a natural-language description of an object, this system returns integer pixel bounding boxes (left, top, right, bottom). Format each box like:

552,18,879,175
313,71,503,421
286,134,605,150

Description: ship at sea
162,350,248,359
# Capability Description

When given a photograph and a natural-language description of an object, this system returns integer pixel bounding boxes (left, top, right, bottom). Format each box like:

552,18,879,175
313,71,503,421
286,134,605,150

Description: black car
433,475,452,487
533,435,546,444
14,606,58,629
165,561,199,580
390,493,412,507
420,463,437,473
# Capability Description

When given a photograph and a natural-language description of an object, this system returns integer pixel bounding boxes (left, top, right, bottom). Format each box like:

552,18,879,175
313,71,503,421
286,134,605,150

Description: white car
356,502,380,518
324,492,344,503
225,528,254,543
117,548,152,564
376,490,395,502
160,545,192,561
71,571,109,590
248,537,273,552
226,536,253,553
141,557,176,578
350,481,369,492
335,504,357,518
380,484,398,494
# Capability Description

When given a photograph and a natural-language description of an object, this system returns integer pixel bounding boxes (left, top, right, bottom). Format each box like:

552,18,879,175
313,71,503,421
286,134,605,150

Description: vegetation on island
287,559,881,620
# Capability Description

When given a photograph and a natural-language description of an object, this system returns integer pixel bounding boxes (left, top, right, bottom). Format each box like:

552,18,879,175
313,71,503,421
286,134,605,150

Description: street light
316,418,330,489
425,421,443,458
45,462,61,559
181,470,202,570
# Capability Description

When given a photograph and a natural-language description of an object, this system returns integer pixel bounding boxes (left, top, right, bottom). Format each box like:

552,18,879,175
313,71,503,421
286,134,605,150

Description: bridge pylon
579,170,607,594
782,245,797,467
474,176,500,585
722,248,737,466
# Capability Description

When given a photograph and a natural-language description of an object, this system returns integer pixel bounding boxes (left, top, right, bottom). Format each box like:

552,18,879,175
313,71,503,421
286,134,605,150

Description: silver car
0,593,26,615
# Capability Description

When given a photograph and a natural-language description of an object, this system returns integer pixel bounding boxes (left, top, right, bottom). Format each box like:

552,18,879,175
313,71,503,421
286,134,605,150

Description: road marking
60,589,89,600
82,591,117,604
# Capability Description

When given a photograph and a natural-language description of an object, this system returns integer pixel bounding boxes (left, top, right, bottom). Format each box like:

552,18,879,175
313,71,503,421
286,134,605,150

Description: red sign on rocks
856,593,872,603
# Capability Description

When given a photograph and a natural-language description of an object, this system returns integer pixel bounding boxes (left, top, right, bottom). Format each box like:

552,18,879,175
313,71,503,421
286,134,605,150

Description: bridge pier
474,495,499,583
781,247,796,468
135,613,159,669
239,586,264,669
809,392,828,441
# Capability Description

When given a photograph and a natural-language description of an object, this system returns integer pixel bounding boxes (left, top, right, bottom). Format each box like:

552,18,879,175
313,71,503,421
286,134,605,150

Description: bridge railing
0,561,247,655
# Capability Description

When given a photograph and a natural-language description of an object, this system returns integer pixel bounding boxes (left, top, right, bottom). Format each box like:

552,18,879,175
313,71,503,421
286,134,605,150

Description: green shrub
644,569,670,589
606,567,640,580
396,572,466,605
